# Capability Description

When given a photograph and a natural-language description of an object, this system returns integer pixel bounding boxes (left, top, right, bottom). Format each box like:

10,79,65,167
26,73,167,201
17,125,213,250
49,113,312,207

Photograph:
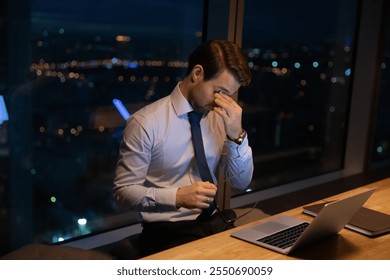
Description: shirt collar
171,82,193,117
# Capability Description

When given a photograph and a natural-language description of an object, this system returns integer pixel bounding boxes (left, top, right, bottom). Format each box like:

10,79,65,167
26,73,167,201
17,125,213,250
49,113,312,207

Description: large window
238,0,359,192
1,0,380,256
1,0,203,251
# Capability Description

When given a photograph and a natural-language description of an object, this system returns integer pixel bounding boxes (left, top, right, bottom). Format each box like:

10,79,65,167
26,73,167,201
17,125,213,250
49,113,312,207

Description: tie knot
188,111,202,124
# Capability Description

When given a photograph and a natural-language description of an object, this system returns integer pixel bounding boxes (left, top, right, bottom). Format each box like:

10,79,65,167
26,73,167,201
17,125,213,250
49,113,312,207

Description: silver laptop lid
231,188,376,255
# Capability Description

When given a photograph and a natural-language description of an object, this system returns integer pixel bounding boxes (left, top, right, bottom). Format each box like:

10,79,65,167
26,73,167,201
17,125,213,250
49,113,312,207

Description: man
113,39,253,256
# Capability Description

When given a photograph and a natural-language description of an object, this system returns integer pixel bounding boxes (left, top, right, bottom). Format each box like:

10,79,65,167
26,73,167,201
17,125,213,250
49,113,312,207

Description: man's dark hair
186,40,252,86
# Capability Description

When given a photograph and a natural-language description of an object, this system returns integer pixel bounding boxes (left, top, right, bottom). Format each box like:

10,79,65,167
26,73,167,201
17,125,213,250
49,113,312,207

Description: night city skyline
24,0,355,245
2,0,389,256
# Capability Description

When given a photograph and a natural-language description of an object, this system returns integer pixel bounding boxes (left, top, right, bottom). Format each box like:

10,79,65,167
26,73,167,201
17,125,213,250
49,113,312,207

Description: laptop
231,188,376,255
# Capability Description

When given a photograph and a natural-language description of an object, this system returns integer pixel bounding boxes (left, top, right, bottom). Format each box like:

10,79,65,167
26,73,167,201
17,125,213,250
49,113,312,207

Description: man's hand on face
213,92,243,140
176,181,217,209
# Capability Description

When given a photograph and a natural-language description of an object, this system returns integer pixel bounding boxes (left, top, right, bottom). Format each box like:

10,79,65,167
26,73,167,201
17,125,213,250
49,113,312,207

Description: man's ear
191,65,204,82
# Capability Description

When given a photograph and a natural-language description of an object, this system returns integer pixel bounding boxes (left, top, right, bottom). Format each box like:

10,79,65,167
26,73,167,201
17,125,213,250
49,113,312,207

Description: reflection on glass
239,0,358,192
372,10,390,168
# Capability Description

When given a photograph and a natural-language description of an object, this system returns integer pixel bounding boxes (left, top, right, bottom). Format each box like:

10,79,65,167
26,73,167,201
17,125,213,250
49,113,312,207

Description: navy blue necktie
188,111,216,220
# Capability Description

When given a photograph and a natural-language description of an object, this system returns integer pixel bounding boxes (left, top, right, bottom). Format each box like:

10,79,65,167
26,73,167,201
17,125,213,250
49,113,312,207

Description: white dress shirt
113,82,254,222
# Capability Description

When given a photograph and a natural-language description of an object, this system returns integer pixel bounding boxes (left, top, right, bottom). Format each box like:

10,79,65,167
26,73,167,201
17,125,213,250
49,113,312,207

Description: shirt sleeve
225,135,254,190
113,116,178,212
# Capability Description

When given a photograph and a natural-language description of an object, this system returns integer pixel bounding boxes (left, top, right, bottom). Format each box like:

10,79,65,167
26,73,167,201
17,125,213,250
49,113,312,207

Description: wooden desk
142,178,390,260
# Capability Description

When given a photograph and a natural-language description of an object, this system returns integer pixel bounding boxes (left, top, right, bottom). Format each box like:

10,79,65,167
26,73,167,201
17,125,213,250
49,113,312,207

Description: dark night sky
30,0,357,46
31,0,196,25
31,0,202,33
242,0,357,45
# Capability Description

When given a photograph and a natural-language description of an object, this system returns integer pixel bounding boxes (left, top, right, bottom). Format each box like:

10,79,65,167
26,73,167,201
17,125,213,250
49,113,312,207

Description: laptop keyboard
257,222,310,249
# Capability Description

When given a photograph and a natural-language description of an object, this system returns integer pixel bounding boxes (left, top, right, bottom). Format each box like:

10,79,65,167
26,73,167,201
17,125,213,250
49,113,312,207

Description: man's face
189,69,240,114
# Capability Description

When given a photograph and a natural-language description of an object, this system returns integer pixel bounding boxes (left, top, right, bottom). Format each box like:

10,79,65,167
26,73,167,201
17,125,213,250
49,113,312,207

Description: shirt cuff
227,137,249,158
155,187,179,211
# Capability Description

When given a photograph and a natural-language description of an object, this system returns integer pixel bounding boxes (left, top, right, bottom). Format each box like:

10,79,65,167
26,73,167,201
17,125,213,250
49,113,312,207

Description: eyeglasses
214,170,260,225
216,200,260,225
190,167,256,225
